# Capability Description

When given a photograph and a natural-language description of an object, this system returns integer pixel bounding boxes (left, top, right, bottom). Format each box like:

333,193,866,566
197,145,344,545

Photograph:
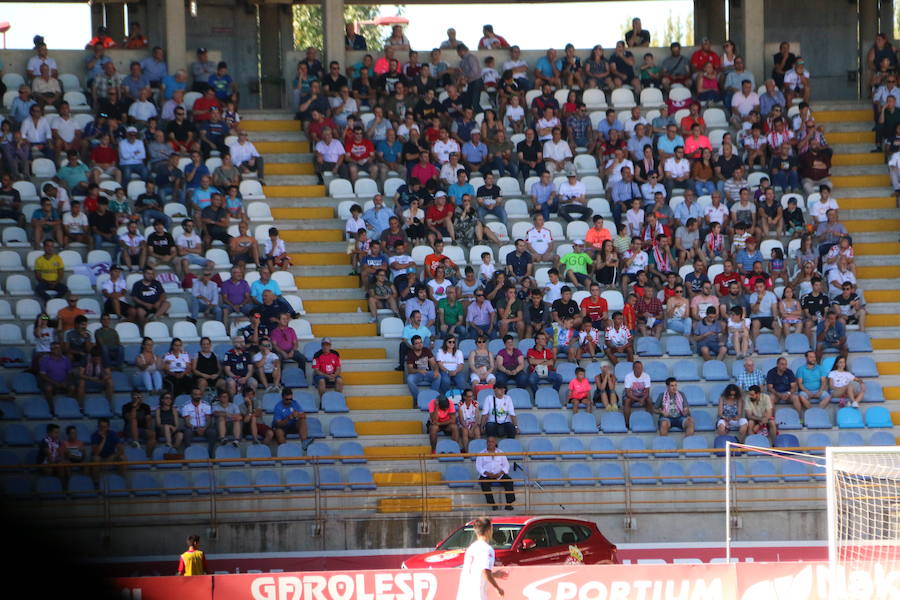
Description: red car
401,516,618,568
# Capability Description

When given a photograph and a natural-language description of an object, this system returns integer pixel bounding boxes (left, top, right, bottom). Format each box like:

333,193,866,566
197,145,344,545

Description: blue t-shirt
534,56,554,77
766,367,796,393
272,400,303,427
208,73,234,101
375,139,402,163
447,183,475,202
657,135,685,156
161,74,187,100
796,364,826,392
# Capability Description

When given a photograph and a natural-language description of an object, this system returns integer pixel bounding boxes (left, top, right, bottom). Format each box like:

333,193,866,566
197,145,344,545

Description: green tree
619,16,633,42
292,5,392,52
657,10,694,46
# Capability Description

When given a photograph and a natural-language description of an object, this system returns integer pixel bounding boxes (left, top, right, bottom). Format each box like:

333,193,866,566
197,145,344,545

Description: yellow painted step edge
355,421,423,436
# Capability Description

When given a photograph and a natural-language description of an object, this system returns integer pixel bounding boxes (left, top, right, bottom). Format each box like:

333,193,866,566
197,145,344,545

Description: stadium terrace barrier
110,561,896,600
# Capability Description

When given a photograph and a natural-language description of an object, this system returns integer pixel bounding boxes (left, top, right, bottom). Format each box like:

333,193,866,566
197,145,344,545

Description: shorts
751,316,775,330
659,414,687,430
799,390,831,402
276,420,303,434
184,254,208,266
313,373,338,388
750,419,776,436
570,272,591,285
232,252,253,265
717,417,748,431
242,421,272,436
470,372,496,384
697,340,720,354
843,315,859,325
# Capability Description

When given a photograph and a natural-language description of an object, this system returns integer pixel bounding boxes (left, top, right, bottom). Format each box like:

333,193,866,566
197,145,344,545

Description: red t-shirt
426,203,454,224
580,297,609,322
690,50,720,71
313,350,341,375
527,347,556,373
345,138,374,161
191,97,221,121
423,253,453,278
91,146,117,165
714,272,742,296
424,127,440,144
308,118,338,141
411,162,438,183
623,304,637,330
427,397,456,423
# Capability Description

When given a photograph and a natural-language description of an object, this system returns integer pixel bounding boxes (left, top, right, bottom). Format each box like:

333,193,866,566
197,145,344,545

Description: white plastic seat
0,251,23,271
63,91,90,111
73,113,94,130
31,158,56,179
59,250,83,270
66,274,92,295
290,318,314,340
164,203,189,219
86,250,112,264
566,221,589,241
205,157,223,171
444,245,466,265
201,320,230,342
0,323,20,342
167,297,189,318
329,178,355,199
15,299,41,321
673,108,690,123
2,73,25,90
601,290,625,311
59,73,82,92
12,181,38,201
379,317,403,338
76,298,101,319
611,88,636,109
5,274,32,295
115,322,142,344
669,88,692,103
272,271,297,292
583,89,608,111
747,171,768,189
703,108,728,129
524,89,541,107
99,180,121,193
46,298,68,317
383,177,405,198
239,180,265,201
172,321,200,342
0,300,12,320
127,180,147,200
283,294,306,316
204,248,232,269
574,154,598,175
640,88,664,108
184,91,202,111
1,227,29,246
760,239,784,258
497,244,516,265
505,199,528,219
587,197,612,218
354,178,379,198
497,176,521,196
510,222,531,241
2,90,15,110
468,244,494,265
553,88,570,106
709,129,727,151
581,176,605,196
781,193,806,211
144,322,172,343
486,221,510,242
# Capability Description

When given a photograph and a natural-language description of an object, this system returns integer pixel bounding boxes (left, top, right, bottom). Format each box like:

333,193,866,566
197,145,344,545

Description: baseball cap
322,338,332,345
573,239,584,245
197,47,207,54
435,191,447,198
125,126,138,133
565,165,577,177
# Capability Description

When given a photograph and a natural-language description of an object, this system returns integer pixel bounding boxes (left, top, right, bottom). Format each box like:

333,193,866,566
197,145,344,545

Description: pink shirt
270,326,298,353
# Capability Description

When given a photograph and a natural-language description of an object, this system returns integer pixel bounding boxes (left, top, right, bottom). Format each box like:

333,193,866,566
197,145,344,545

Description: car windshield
437,524,523,550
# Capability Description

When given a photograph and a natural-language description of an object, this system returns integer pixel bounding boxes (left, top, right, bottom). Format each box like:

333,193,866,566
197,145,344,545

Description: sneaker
130,440,141,448
504,505,514,511
231,440,240,448
219,438,228,446
838,399,847,408
368,316,377,323
851,400,859,408
301,438,313,451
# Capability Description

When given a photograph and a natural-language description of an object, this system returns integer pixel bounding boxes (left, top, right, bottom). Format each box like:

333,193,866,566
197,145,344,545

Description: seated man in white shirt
542,127,573,176
230,131,265,184
313,126,346,182
557,168,590,222
480,383,518,438
662,145,690,197
476,435,515,510
525,214,555,263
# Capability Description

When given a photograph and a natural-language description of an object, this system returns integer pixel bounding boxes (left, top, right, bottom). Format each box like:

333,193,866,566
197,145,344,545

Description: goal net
827,447,900,594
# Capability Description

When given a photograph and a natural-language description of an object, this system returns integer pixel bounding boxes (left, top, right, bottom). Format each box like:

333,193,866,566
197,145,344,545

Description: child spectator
727,305,751,359
479,251,496,282
263,226,292,271
568,367,592,414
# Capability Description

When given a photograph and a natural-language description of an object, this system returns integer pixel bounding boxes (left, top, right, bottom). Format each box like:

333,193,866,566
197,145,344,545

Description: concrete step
290,251,347,266
296,274,359,288
262,184,326,197
255,140,310,153
832,164,891,176
844,217,900,232
267,162,314,175
296,288,365,301
272,207,334,220
347,395,411,410
822,121,872,132
266,175,321,186
241,119,298,132
815,109,870,123
836,186,894,198
831,174,890,188
832,153,885,166
827,130,875,144
311,322,377,337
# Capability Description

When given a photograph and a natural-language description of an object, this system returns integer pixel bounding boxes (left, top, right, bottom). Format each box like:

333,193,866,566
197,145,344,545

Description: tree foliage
659,10,694,46
292,5,386,51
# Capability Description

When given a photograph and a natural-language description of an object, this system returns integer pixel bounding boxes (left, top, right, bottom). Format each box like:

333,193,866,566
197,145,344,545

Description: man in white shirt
313,127,345,182
525,214,555,262
190,269,223,322
557,168,590,222
662,145,690,197
730,80,761,127
623,106,648,138
808,185,838,223
704,191,730,229
440,152,466,187
118,220,148,272
177,218,207,273
230,131,265,183
542,127,573,176
432,128,460,164
640,172,666,206
623,360,652,423
62,200,90,247
475,436,516,511
118,126,149,181
20,105,53,154
456,517,506,599
50,102,82,155
180,388,218,450
127,87,158,125
480,383,518,438
783,58,811,104
502,45,531,89
26,43,58,79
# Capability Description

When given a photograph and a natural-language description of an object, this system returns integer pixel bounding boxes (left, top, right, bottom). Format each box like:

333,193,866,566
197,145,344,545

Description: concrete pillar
322,0,345,68
741,0,765,87
105,4,127,42
882,0,895,37
259,4,292,109
164,0,188,72
694,0,727,44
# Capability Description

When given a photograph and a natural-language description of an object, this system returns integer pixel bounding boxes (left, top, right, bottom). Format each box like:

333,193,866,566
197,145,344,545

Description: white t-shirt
50,116,80,143
176,232,202,251
828,370,854,389
664,157,690,178
526,226,552,254
119,232,145,250
315,139,345,163
542,139,573,161
784,69,810,89
264,238,286,256
427,278,451,301
63,211,88,234
345,215,365,237
165,351,191,373
809,198,838,223
623,371,651,392
435,349,464,372
433,139,460,164
253,351,279,373
504,104,525,124
543,280,565,303
456,539,494,600
705,204,729,225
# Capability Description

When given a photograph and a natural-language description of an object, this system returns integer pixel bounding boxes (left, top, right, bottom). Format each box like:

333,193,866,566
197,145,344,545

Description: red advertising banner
110,561,900,600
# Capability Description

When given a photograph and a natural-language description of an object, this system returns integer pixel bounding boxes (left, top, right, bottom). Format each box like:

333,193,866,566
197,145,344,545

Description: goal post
826,446,900,586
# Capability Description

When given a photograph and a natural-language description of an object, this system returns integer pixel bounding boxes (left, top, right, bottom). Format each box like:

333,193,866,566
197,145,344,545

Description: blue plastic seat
516,413,539,435
0,347,26,366
702,360,729,381
692,409,715,432
589,437,617,459
527,438,555,460
838,431,865,446
23,398,52,420
246,444,274,466
865,406,893,428
100,473,129,497
664,336,692,356
302,341,320,362
613,361,633,381
744,434,770,454
566,463,595,486
688,461,718,484
0,400,22,420
284,469,314,491
318,467,344,490
713,434,739,457
869,431,896,446
131,472,162,496
720,460,747,483
262,392,282,414
644,361,669,382
3,423,33,446
468,439,487,455
571,412,597,434
185,445,210,466
348,467,376,490
255,470,284,493
750,459,779,482
806,432,832,454
636,336,662,356
458,339,476,357
850,357,879,378
804,408,833,429
535,388,560,409
630,462,657,485
11,372,39,394
517,338,535,353
328,416,357,438
682,434,710,457
536,463,565,486
53,396,83,419
307,417,325,438
338,441,367,463
306,441,335,463
84,396,113,418
776,407,802,430
836,407,864,429
600,411,627,433
672,359,700,381
774,433,800,448
509,388,532,409
682,385,706,406
276,442,305,465
755,333,782,355
322,391,348,413
214,444,242,466
443,464,476,488
651,436,678,457
863,381,884,403
597,462,625,485
281,367,308,389
781,460,811,482
847,331,872,352
659,461,687,484
162,472,192,495
36,475,64,498
222,471,253,493
68,474,97,497
498,438,524,459
555,362,577,382
620,436,648,458
629,410,655,432
417,389,439,411
785,333,811,354
124,445,150,468
436,439,463,461
542,412,569,434
558,437,586,459
0,450,17,467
